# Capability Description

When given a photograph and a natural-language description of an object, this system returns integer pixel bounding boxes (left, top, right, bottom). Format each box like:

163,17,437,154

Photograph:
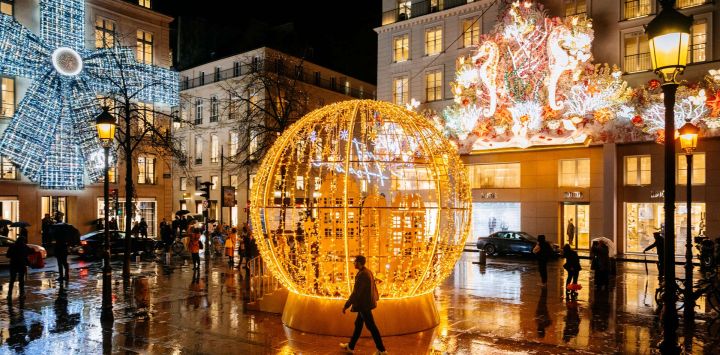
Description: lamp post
646,1,692,353
96,106,116,322
678,122,699,322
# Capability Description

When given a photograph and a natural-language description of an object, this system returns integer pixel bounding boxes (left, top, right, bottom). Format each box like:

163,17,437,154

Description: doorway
0,199,19,239
562,203,590,249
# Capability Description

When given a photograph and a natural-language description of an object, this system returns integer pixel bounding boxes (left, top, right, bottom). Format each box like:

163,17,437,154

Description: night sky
154,0,381,84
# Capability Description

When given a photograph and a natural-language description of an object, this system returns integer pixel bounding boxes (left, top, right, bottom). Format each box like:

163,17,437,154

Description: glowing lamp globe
250,100,471,335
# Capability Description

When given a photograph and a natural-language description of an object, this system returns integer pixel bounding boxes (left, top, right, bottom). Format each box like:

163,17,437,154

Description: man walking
566,218,575,246
340,255,387,354
533,235,553,287
6,235,31,300
50,213,77,282
644,231,665,279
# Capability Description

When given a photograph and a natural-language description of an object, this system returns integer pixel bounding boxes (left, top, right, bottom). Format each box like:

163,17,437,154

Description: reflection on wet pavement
0,253,717,354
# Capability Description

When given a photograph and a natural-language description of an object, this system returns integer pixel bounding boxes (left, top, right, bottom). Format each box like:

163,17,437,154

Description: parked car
0,236,47,266
477,231,561,257
72,230,160,259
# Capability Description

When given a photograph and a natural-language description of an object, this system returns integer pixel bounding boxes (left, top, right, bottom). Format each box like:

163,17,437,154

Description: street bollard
133,276,150,310
478,250,487,265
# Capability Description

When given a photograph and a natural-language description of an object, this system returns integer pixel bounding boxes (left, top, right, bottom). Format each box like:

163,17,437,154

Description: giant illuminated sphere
250,100,471,334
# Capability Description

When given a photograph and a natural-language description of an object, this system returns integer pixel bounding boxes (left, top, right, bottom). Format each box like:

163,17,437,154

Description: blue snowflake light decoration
0,0,179,189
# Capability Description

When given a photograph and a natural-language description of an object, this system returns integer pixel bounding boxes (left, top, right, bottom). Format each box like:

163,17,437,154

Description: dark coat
536,241,554,262
563,249,581,272
6,241,31,270
344,267,379,312
50,223,79,254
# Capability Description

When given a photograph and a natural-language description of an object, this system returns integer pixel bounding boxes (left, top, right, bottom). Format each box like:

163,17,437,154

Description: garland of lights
250,100,471,299
0,0,178,189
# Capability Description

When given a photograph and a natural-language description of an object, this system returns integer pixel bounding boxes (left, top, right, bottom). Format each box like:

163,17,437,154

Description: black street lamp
678,121,699,323
646,1,692,353
96,106,116,322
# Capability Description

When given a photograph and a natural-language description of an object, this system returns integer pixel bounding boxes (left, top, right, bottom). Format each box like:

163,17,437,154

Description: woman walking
562,244,581,299
189,227,202,270
225,227,237,267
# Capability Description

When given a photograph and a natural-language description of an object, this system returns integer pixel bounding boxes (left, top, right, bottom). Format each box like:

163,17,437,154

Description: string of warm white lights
250,100,471,299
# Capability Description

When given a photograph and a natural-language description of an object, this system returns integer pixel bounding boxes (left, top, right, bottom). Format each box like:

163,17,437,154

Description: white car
0,236,47,266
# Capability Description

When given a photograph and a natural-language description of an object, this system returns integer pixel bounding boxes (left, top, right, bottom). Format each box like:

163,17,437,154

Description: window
136,30,153,65
0,156,17,180
194,135,203,164
559,159,590,187
425,70,442,102
1,0,12,16
137,156,155,184
229,94,240,120
690,20,707,63
229,132,239,156
393,34,409,62
624,155,651,186
296,176,304,190
108,165,117,183
430,0,444,11
230,175,238,188
462,18,480,47
199,71,205,86
180,177,187,191
138,0,151,8
624,32,650,73
564,0,587,17
194,98,203,124
211,176,219,189
677,0,705,9
425,27,442,56
210,134,219,163
393,76,409,105
209,96,219,122
1,77,14,118
95,17,115,48
195,176,202,189
233,62,240,76
42,197,67,222
214,67,221,81
398,0,411,19
678,153,705,185
249,129,260,159
469,163,521,188
624,0,650,20
137,102,154,133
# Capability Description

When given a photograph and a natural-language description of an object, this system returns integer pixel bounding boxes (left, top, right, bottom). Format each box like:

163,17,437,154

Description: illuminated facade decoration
250,100,471,301
0,0,178,189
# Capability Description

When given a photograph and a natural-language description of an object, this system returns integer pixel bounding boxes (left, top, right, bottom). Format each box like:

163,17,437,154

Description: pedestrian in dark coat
138,218,148,239
591,241,610,289
6,236,31,299
643,232,665,277
533,235,553,287
41,213,54,246
563,244,581,296
50,215,78,282
340,255,386,354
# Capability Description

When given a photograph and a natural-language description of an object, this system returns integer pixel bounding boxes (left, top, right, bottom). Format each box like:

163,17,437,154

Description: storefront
97,198,158,237
624,202,706,255
471,202,521,238
0,197,19,239
561,202,590,250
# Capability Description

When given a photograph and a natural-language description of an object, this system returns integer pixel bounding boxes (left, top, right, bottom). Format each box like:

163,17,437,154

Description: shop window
624,0,650,20
392,76,409,105
95,17,115,49
425,70,442,102
1,77,15,118
690,20,707,63
558,158,590,187
136,30,153,65
0,155,17,180
564,0,587,17
137,156,155,184
393,34,409,63
462,18,480,47
624,32,651,73
472,202,521,237
98,199,157,236
41,196,66,222
624,155,651,186
425,27,442,56
625,202,705,254
470,163,521,188
677,153,705,185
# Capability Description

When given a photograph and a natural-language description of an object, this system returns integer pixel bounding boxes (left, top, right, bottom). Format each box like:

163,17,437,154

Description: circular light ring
51,47,83,76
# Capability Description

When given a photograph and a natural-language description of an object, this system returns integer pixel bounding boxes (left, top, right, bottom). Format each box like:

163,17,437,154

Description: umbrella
10,221,30,228
0,219,12,226
175,210,191,216
592,237,617,258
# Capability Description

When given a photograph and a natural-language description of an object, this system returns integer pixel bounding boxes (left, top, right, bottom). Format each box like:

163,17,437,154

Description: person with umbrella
6,234,31,300
10,221,30,241
0,219,10,238
50,213,79,282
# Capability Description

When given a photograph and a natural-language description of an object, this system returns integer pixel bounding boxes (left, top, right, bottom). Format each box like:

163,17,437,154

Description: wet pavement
0,252,718,354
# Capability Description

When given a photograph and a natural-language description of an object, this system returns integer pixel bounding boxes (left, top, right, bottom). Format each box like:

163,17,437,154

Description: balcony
181,59,373,100
624,53,651,73
382,0,472,26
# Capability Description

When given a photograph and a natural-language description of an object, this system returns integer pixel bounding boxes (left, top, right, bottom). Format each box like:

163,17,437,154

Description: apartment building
0,0,174,243
175,47,376,227
375,0,720,256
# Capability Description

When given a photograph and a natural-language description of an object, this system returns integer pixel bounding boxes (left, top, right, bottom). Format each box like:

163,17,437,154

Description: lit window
677,0,705,9
210,96,219,122
469,163,521,188
1,77,14,118
0,156,17,180
210,134,219,163
229,94,240,120
296,176,304,190
138,0,151,9
138,102,154,133
564,0,587,17
624,155,651,186
425,70,442,102
95,17,115,48
678,153,705,185
425,27,442,56
137,156,155,184
229,132,239,156
690,20,707,63
180,177,187,191
559,159,590,187
211,175,219,189
195,135,203,165
1,0,13,16
392,76,409,105
462,18,480,47
393,34,409,62
398,0,411,19
230,175,238,188
108,165,117,183
623,32,651,73
249,129,260,159
136,30,153,65
624,0,650,20
194,98,203,124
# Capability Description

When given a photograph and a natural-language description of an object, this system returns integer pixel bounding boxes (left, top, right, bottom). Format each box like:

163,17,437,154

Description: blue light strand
0,15,51,79
40,0,85,51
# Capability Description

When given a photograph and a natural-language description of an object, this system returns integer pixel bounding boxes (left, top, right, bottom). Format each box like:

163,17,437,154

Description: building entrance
0,198,19,239
562,203,590,250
